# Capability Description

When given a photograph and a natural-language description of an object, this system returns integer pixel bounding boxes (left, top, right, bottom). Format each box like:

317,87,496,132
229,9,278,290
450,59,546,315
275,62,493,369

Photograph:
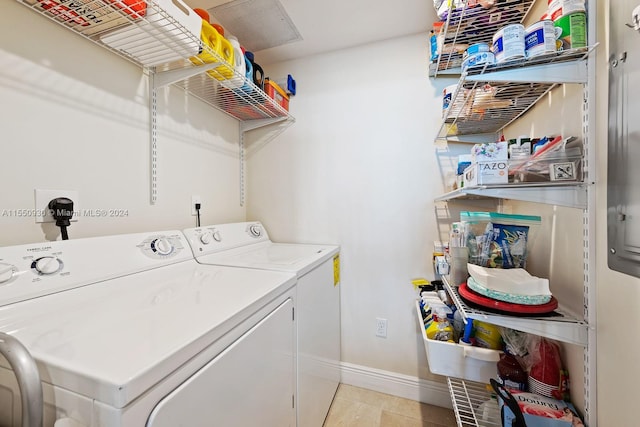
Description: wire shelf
430,0,536,76
435,48,593,143
16,0,293,126
442,276,588,346
448,378,502,427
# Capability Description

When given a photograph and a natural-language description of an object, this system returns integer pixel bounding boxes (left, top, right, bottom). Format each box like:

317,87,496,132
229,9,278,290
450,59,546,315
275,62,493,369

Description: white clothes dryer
183,222,341,427
0,230,296,426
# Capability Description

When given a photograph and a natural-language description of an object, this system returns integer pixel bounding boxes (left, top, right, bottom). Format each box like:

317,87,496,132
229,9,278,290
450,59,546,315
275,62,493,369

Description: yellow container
474,320,502,350
189,20,235,80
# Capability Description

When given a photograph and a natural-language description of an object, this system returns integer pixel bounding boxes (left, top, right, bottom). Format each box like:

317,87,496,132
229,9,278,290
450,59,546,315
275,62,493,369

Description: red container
264,79,290,111
106,0,146,18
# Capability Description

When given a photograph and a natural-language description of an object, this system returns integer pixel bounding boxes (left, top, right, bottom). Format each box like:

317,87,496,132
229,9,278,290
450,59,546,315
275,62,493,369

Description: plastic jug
189,21,234,81
221,35,246,88
235,53,254,95
214,36,234,80
245,51,264,90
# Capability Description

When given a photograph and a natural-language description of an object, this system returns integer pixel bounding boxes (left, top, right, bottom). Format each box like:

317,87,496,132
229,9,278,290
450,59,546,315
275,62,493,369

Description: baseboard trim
339,361,453,409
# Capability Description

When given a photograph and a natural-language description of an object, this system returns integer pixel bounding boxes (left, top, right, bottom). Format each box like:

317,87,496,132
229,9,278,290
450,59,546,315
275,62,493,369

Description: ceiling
185,0,438,64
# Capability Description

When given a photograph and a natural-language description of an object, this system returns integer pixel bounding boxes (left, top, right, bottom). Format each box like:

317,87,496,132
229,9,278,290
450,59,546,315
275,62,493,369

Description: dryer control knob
151,238,173,256
248,224,262,237
0,263,17,284
34,257,61,275
200,231,214,245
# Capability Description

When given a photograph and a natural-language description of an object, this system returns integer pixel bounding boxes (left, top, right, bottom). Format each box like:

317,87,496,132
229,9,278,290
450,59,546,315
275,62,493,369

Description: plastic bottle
426,307,453,341
245,51,264,90
496,350,528,391
221,35,246,89
452,309,464,343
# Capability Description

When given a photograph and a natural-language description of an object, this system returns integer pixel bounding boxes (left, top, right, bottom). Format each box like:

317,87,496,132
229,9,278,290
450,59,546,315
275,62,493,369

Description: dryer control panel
183,222,270,256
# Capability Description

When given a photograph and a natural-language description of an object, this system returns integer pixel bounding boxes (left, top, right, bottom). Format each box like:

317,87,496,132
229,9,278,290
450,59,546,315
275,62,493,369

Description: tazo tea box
463,161,508,186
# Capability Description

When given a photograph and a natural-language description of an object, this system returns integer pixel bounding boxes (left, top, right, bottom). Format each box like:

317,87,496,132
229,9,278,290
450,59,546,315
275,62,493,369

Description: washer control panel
0,230,192,307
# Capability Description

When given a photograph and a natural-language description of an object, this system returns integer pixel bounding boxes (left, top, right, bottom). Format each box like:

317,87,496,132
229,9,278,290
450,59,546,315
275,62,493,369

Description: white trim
339,361,453,409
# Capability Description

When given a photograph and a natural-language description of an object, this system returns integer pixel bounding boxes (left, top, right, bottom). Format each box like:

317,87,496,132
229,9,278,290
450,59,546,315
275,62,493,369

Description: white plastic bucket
525,20,557,58
492,24,525,64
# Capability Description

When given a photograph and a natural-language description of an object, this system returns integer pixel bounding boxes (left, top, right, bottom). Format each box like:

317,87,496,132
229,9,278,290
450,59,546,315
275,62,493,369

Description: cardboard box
463,160,509,187
26,0,139,35
497,388,584,427
471,141,508,162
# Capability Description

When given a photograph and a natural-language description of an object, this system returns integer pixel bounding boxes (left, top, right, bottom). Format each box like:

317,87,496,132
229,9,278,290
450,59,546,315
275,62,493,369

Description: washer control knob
0,263,17,284
212,230,222,242
151,238,173,256
200,231,214,245
34,257,62,275
248,224,262,237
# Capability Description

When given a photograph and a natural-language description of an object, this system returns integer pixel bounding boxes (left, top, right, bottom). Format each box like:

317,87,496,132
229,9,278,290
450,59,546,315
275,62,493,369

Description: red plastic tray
458,282,558,315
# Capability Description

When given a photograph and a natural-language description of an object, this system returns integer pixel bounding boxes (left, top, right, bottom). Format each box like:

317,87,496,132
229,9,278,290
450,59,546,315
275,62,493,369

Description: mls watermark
1,208,129,218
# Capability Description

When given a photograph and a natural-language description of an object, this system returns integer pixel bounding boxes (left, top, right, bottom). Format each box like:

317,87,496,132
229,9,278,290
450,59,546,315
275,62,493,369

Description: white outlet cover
34,189,79,223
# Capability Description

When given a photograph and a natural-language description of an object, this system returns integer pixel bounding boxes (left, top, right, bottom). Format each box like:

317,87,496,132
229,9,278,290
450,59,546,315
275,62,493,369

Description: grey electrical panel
608,1,640,277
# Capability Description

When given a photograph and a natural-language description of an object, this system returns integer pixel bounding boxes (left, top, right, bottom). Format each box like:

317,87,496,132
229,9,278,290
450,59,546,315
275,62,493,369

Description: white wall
246,34,460,384
248,3,636,425
0,2,245,246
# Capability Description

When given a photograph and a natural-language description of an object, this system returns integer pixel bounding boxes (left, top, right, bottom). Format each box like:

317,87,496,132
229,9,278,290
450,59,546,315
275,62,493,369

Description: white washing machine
0,230,297,426
183,222,341,427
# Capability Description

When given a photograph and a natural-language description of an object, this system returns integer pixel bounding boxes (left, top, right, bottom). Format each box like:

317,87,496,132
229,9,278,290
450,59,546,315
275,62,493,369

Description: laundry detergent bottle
221,35,246,88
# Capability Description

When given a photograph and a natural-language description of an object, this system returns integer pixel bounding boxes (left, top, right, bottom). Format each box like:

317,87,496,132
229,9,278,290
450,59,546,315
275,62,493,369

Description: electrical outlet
375,318,387,338
191,195,201,216
34,189,79,223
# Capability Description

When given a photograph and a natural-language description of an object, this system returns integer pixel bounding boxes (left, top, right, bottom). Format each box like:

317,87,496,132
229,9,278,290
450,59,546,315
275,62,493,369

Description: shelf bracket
240,116,290,133
152,62,224,88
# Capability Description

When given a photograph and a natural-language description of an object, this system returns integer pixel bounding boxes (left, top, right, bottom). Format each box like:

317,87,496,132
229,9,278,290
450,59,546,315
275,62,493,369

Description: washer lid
0,261,295,409
196,241,339,276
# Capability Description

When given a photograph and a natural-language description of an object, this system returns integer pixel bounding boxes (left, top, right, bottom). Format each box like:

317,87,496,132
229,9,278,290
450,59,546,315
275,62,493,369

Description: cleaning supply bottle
426,307,453,341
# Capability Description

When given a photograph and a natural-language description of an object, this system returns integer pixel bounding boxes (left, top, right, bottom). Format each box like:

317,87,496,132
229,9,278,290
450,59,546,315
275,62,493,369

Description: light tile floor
323,384,458,427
